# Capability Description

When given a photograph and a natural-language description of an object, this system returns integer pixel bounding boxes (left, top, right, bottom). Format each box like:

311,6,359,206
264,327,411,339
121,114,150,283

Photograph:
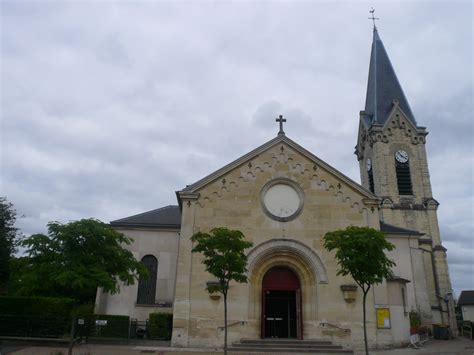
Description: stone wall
172,140,383,350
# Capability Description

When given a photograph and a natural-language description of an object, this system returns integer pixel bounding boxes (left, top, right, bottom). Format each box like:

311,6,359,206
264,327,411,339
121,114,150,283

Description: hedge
149,313,173,340
0,296,75,317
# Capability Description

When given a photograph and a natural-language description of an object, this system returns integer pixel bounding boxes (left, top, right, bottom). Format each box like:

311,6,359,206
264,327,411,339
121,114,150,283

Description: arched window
396,160,413,195
137,255,158,305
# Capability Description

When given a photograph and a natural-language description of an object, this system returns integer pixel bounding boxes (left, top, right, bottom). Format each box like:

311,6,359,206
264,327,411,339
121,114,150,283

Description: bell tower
355,27,456,328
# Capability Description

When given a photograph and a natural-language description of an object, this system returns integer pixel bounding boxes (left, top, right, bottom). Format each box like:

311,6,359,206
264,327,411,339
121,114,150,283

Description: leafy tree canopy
323,226,395,292
191,227,252,355
324,226,395,355
191,227,253,295
15,219,147,303
0,197,21,290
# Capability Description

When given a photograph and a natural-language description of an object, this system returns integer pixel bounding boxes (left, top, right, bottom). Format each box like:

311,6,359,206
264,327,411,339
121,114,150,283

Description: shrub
71,303,94,317
0,296,75,317
148,312,172,340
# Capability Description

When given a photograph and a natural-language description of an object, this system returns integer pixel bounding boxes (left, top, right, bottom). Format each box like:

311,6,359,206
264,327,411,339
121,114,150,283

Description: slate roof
380,221,424,236
458,290,474,306
110,205,181,229
364,28,417,126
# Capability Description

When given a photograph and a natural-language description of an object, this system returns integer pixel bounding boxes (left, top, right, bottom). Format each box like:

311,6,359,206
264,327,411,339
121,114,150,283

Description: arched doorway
262,267,302,339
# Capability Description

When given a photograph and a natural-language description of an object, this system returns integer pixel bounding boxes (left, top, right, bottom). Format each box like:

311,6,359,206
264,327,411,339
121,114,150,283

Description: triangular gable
382,101,424,133
177,135,377,203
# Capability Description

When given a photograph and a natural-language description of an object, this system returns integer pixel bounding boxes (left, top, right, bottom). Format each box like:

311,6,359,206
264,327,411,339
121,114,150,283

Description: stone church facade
95,28,456,350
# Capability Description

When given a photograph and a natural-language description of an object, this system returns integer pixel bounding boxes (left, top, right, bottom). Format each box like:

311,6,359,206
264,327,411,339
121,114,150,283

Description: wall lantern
340,284,358,303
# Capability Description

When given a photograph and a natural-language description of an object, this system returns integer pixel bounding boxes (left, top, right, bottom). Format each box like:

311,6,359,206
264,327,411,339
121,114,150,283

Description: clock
395,150,409,163
366,158,372,171
261,179,304,222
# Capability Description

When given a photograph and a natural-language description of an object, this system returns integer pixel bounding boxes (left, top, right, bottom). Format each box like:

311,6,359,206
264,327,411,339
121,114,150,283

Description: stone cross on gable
276,115,286,135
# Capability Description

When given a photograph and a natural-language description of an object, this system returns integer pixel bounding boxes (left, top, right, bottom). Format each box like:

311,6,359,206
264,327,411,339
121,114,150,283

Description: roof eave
110,222,181,230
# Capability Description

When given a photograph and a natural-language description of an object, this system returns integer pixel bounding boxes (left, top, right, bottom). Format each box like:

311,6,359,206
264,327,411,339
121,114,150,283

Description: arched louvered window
396,161,413,195
368,168,375,193
137,255,158,305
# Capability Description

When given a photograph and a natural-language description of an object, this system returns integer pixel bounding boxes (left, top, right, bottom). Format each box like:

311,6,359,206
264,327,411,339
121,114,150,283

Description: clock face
261,180,304,221
366,158,372,171
395,150,409,163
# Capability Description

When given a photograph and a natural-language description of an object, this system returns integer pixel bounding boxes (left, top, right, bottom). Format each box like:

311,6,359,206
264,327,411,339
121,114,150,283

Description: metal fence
0,315,171,341
0,315,70,338
75,316,131,339
129,319,149,339
461,321,473,340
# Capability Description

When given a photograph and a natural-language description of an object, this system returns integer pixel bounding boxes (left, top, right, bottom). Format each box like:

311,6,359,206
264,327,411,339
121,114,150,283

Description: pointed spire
364,28,417,126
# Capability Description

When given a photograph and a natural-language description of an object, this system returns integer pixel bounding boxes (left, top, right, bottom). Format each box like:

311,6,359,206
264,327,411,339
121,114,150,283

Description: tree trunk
362,288,369,355
224,292,228,355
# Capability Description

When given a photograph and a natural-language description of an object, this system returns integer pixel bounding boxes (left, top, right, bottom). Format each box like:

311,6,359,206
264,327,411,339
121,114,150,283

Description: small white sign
95,320,107,326
77,319,85,325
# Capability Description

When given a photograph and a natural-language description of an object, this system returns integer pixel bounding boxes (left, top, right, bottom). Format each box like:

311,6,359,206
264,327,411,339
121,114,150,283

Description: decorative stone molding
206,281,222,300
418,238,433,246
247,239,328,284
380,197,394,209
340,284,358,303
433,245,447,253
392,202,427,211
260,178,305,222
423,198,440,210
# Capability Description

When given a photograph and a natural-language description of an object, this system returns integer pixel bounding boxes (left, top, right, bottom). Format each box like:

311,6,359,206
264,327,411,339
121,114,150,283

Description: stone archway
262,267,302,339
247,239,328,284
246,239,328,336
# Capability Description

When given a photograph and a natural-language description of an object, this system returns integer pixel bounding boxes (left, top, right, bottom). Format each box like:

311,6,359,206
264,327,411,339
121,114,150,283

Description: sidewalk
369,337,474,355
2,337,473,355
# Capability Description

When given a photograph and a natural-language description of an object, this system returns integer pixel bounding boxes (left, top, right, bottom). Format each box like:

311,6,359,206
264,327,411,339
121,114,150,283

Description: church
95,27,456,351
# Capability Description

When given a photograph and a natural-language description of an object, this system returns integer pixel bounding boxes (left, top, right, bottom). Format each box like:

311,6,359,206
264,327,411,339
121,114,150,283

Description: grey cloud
1,1,472,297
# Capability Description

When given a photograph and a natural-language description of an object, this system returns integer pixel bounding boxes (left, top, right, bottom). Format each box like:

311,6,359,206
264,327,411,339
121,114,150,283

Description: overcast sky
1,1,472,297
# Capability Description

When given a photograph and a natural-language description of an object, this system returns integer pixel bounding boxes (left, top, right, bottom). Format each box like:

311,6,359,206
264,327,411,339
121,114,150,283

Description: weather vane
368,8,379,29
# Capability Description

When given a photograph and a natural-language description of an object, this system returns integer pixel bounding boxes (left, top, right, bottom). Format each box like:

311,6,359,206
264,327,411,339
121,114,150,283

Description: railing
0,315,71,338
320,322,350,333
218,321,247,330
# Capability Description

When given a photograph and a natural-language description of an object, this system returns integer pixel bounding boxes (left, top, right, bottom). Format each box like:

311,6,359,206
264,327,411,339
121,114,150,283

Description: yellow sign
376,308,391,329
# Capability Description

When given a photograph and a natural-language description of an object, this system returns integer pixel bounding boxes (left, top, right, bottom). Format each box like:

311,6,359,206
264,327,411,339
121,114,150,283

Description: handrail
320,322,350,333
218,321,247,330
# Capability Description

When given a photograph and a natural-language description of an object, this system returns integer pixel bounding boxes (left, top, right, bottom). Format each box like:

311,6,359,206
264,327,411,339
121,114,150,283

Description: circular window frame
260,178,305,222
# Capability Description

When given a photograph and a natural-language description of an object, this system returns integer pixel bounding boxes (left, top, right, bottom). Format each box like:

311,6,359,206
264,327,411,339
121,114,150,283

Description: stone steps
229,339,353,354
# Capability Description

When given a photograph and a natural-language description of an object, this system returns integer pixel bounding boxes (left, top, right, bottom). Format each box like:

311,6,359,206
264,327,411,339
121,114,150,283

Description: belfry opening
262,267,302,339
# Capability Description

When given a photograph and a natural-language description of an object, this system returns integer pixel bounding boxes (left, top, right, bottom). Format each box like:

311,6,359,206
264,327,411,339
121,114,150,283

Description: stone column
171,192,199,347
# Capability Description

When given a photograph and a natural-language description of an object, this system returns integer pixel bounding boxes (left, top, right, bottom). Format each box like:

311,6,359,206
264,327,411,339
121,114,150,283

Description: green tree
191,227,253,355
15,219,147,303
323,226,395,355
0,197,21,292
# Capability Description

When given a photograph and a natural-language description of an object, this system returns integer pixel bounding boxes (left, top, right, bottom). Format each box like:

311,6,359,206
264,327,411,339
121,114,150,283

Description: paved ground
1,337,473,355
